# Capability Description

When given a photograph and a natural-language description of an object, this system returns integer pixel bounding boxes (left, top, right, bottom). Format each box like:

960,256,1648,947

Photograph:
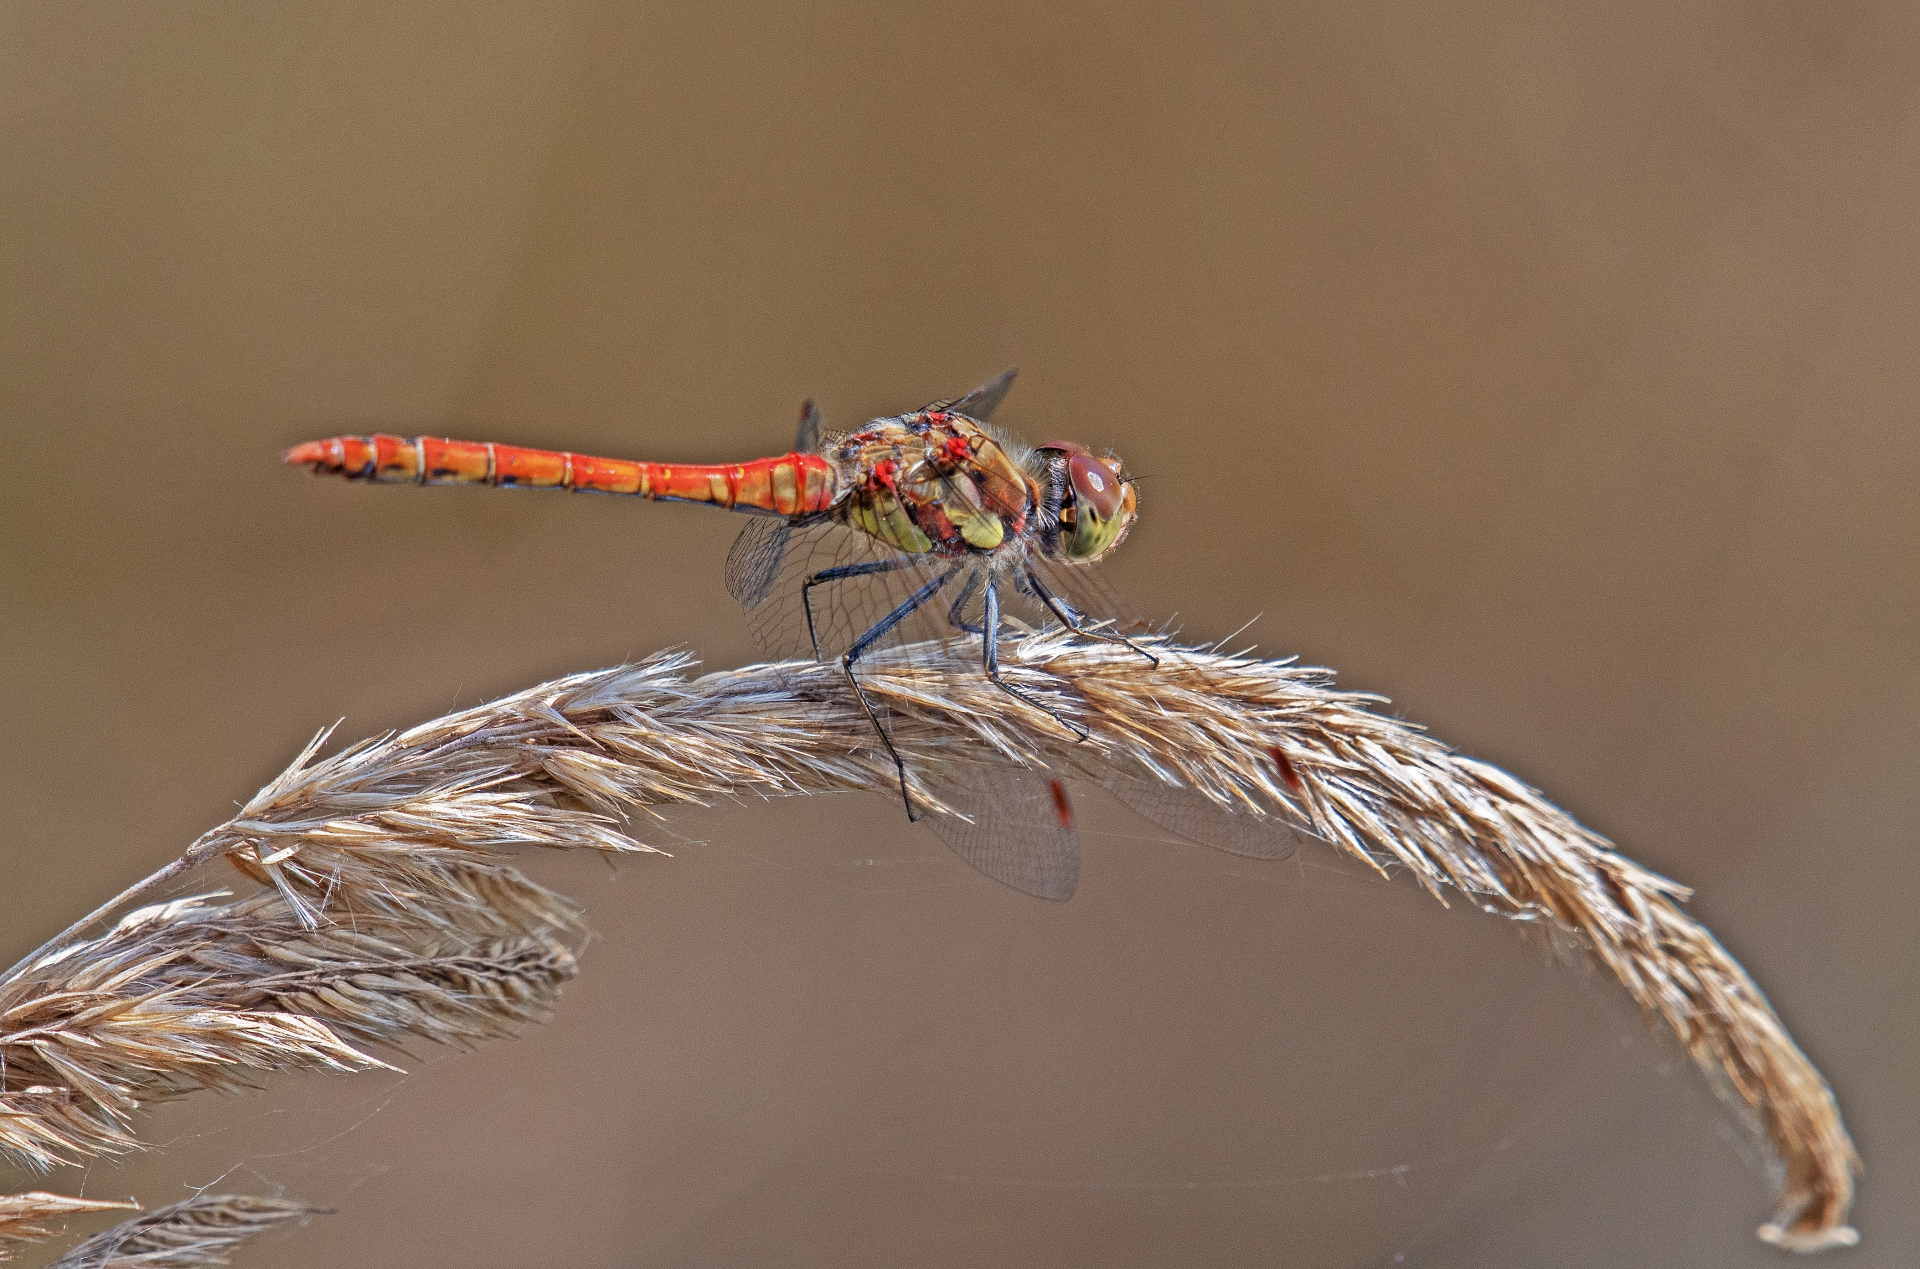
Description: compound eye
1067,452,1123,518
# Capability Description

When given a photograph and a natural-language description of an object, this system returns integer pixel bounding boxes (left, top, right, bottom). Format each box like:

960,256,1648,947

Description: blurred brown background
3,4,1914,1266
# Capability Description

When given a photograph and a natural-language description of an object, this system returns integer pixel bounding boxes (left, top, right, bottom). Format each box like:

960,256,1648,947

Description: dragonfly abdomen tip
283,440,329,469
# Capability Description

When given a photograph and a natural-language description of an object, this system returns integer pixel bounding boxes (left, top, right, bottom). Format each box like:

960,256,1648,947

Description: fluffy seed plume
45,1196,322,1269
1,883,580,1170
0,1194,137,1261
2,635,1859,1251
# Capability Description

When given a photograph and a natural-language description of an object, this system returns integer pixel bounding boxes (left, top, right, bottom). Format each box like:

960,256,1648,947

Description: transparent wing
1103,778,1304,861
929,367,1018,422
728,528,1146,667
924,764,1079,900
723,517,794,610
793,399,822,454
1021,548,1154,642
726,519,979,663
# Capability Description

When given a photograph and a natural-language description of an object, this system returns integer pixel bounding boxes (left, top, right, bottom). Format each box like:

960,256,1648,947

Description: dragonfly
285,371,1301,898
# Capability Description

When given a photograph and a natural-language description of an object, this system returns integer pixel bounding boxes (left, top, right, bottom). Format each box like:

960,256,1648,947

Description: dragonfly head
1034,441,1136,562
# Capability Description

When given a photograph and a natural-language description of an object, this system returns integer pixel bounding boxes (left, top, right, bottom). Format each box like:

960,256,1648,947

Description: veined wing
722,515,795,614
1104,777,1305,861
924,762,1079,900
927,367,1018,422
725,518,968,663
793,399,822,454
728,520,1151,669
1019,548,1154,645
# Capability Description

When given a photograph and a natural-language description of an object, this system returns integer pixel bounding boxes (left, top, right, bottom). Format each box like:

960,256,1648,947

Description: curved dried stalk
46,1195,321,1269
2,880,580,1170
0,1194,136,1261
1,635,1859,1251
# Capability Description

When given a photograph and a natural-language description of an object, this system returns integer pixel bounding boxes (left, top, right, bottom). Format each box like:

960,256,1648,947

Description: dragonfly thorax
830,413,1036,558
827,413,1136,566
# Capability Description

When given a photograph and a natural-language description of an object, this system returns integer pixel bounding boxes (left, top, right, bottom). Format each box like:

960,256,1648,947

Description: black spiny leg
803,557,915,660
971,579,1091,742
1024,568,1160,668
841,566,957,819
943,568,983,633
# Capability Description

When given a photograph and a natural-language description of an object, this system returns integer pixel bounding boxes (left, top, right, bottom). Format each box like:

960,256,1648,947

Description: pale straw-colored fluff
0,1194,136,1261
0,884,580,1171
44,1196,321,1269
0,634,1860,1252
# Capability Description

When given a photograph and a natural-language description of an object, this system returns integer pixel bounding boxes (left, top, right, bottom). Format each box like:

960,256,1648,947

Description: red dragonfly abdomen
285,434,838,517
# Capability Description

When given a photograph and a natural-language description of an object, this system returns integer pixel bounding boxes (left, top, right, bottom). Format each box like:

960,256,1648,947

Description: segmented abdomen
285,434,838,516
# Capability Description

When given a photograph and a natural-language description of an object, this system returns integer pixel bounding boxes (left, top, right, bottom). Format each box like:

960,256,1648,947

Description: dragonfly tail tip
284,440,327,469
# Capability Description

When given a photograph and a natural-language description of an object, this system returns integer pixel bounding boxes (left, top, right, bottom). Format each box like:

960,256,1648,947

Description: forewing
1104,778,1303,861
794,399,822,453
931,367,1018,422
924,765,1079,900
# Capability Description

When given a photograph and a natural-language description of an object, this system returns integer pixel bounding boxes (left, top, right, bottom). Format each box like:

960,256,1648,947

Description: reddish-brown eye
1067,453,1123,518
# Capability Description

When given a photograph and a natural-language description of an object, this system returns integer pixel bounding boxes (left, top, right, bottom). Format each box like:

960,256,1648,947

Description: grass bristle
0,1194,138,1261
1,635,1860,1252
44,1196,322,1269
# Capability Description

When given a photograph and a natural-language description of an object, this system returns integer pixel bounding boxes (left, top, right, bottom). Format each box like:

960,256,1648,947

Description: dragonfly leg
842,566,958,820
803,557,916,661
1024,567,1160,668
943,568,985,634
976,580,1091,743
